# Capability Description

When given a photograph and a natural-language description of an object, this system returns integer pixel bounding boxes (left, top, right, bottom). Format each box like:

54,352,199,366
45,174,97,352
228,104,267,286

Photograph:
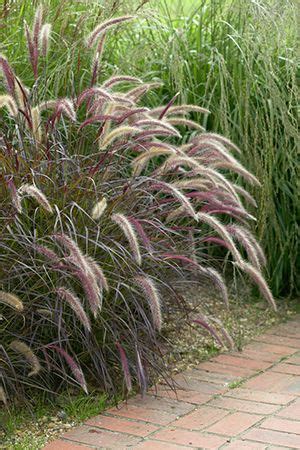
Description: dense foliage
0,5,276,405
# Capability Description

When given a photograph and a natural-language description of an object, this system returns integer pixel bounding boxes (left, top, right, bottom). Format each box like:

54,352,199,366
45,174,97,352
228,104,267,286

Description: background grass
1,0,298,296
108,0,299,298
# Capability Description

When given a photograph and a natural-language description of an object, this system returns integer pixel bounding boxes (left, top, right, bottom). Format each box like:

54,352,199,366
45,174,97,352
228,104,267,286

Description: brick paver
43,315,300,449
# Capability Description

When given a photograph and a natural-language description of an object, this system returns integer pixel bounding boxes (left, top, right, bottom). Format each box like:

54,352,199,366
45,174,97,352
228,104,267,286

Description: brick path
44,316,300,449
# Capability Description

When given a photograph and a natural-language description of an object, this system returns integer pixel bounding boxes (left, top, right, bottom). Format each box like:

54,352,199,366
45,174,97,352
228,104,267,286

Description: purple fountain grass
227,225,262,269
10,340,41,377
73,269,102,318
49,345,88,394
136,347,147,395
116,341,132,392
102,75,142,88
236,260,277,311
150,104,210,117
0,291,23,312
6,177,22,213
52,233,88,270
0,54,15,95
162,253,229,308
0,5,277,401
193,317,225,348
111,213,142,266
24,22,36,78
197,212,243,263
52,233,104,315
91,197,107,220
55,287,91,332
131,147,176,177
86,256,109,293
18,183,53,214
125,82,163,101
233,184,258,208
210,317,235,350
149,180,198,221
167,117,205,131
86,16,134,48
134,275,162,331
127,216,153,253
35,245,62,266
101,125,140,148
133,118,181,136
39,23,52,57
192,132,241,154
77,87,113,107
0,95,18,116
0,387,7,406
212,160,261,186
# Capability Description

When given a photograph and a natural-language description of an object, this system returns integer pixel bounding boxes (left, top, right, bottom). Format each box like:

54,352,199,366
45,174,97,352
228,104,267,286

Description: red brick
106,405,177,425
243,371,300,394
243,428,300,448
43,441,93,450
277,398,300,419
268,321,300,339
270,362,300,376
260,417,300,434
286,354,300,365
211,354,271,371
209,397,280,414
255,334,300,348
136,441,192,449
196,361,255,378
231,349,280,363
170,405,228,430
269,447,298,450
85,415,158,437
170,375,226,395
221,440,267,449
126,395,194,415
206,412,262,436
224,388,295,405
244,342,296,356
152,428,226,448
62,425,141,447
184,368,237,385
149,385,212,405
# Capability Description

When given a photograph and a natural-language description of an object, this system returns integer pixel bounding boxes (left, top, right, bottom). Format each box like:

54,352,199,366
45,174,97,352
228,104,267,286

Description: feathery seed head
10,340,41,377
101,126,139,148
197,212,243,263
134,275,162,331
116,342,132,392
0,291,24,312
91,197,107,220
111,213,142,266
237,260,277,311
56,287,91,332
39,23,52,57
19,183,53,214
0,95,18,116
86,16,134,48
50,345,88,394
0,386,7,405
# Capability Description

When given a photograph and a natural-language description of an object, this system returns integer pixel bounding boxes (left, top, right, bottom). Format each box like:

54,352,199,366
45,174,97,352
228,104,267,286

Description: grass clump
0,4,276,408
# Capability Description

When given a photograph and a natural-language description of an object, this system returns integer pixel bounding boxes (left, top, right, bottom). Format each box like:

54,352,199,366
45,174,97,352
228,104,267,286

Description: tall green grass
109,0,299,297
